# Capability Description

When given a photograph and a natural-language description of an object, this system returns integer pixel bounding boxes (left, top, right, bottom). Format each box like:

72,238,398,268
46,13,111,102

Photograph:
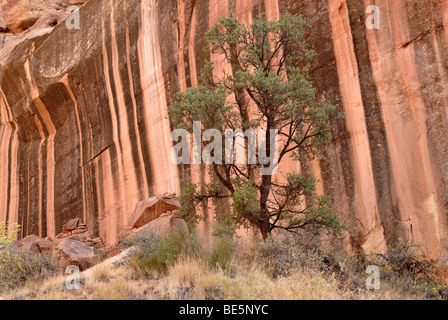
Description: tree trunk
259,220,271,240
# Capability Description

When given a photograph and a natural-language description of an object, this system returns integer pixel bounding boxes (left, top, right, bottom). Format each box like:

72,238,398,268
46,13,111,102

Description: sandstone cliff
1,0,448,262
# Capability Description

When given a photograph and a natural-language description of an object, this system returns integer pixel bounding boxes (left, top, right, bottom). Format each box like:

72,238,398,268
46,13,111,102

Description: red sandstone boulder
67,233,88,242
92,237,102,244
128,193,181,228
14,235,56,253
61,218,89,237
55,219,103,249
82,246,138,279
148,212,188,238
62,218,80,233
56,239,94,271
125,212,188,240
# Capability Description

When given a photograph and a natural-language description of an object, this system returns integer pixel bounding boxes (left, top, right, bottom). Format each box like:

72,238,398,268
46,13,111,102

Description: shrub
0,222,20,249
130,231,203,277
207,237,234,272
380,238,444,283
158,257,226,300
0,222,62,293
255,234,323,278
0,251,62,293
119,228,159,250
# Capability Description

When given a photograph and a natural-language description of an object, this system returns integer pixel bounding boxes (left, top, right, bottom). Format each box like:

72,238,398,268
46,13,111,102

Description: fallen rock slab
67,233,88,242
14,235,41,253
62,218,80,233
14,235,56,253
82,246,138,279
56,239,94,271
126,212,188,240
128,193,181,228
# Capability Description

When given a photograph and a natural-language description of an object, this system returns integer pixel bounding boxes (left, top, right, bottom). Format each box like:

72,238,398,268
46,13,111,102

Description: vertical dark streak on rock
252,0,265,18
229,0,236,14
157,0,185,190
89,163,100,236
345,0,396,245
183,0,194,89
40,139,48,238
158,0,181,107
97,54,121,205
134,1,155,196
18,142,30,238
116,3,146,199
195,0,210,78
408,0,448,244
279,0,358,249
27,140,39,236
4,127,13,227
104,31,125,172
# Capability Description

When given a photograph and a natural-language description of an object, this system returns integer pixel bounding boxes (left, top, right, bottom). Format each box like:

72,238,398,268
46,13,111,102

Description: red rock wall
1,0,448,261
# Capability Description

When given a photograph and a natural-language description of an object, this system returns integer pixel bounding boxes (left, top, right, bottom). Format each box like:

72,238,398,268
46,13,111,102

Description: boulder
127,193,180,229
56,232,69,239
71,226,87,234
106,247,123,259
14,235,55,253
62,218,80,233
37,239,55,251
14,235,40,253
82,246,138,279
85,240,94,246
92,237,102,244
67,233,87,242
20,239,40,253
53,233,70,246
56,219,102,248
61,218,89,239
126,212,188,240
56,239,94,271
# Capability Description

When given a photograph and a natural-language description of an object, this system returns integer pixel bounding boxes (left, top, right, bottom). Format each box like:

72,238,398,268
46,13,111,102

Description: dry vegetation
2,230,448,300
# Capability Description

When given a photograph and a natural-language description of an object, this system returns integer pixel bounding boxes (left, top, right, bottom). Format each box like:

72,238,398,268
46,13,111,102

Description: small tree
170,12,346,239
0,222,20,250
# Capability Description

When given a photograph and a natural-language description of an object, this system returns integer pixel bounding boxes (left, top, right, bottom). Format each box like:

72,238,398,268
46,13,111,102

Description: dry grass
3,233,448,300
90,278,140,300
92,266,114,282
155,256,423,300
5,266,141,300
158,257,214,300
